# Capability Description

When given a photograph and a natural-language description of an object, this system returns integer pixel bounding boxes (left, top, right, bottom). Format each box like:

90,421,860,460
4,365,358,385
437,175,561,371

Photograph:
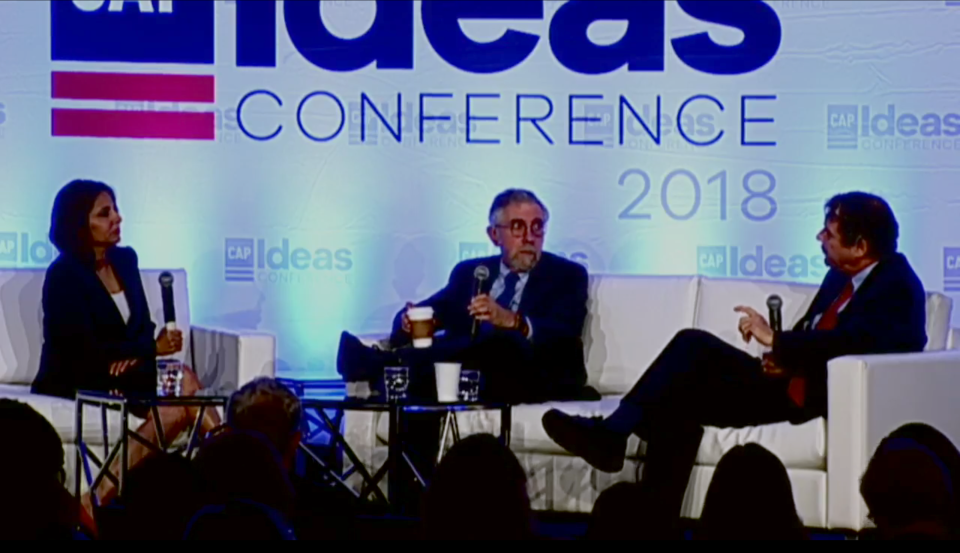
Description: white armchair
827,350,960,530
0,268,276,495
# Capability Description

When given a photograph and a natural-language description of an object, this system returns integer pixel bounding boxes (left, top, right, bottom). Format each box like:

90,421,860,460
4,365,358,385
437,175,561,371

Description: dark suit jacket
390,252,590,401
32,247,157,399
774,252,927,420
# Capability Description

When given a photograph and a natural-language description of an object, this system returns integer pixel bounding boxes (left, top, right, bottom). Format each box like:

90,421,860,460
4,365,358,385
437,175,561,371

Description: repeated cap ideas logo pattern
459,242,492,262
224,238,353,283
0,233,15,263
826,105,857,150
346,100,476,146
944,248,960,293
581,101,720,148
697,246,824,279
0,232,56,265
827,104,960,150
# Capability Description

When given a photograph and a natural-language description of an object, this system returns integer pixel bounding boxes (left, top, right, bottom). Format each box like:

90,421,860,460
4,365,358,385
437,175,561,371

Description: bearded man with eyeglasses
390,189,595,403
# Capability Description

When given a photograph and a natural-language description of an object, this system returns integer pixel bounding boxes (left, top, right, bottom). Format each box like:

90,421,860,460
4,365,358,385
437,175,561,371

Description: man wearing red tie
543,192,928,519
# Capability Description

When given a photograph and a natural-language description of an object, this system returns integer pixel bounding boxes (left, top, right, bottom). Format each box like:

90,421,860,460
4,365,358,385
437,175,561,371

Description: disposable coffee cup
408,306,435,348
435,362,462,403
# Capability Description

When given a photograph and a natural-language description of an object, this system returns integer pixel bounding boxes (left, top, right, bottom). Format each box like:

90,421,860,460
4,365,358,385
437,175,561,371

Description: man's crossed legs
543,329,796,517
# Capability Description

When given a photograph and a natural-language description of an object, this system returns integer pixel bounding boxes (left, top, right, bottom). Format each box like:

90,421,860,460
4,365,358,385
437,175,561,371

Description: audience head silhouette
422,433,532,540
698,443,805,540
227,378,303,470
587,481,677,540
194,429,295,518
103,453,201,540
0,399,74,540
861,423,960,540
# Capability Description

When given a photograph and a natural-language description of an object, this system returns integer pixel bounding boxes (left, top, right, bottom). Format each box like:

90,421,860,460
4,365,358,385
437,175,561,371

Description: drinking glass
384,366,410,402
459,369,481,403
156,359,184,397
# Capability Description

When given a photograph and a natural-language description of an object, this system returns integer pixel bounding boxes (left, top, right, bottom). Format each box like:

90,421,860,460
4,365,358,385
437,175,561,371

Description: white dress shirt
488,261,534,340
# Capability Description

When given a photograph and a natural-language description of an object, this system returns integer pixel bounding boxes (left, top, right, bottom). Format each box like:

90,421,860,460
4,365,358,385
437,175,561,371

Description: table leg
311,408,389,506
297,443,361,500
185,405,206,458
75,399,83,505
100,406,109,460
451,412,461,443
87,441,122,501
127,428,162,453
436,411,452,465
387,405,401,510
151,405,168,452
80,447,118,488
501,406,512,448
120,405,128,498
401,451,427,488
365,462,391,502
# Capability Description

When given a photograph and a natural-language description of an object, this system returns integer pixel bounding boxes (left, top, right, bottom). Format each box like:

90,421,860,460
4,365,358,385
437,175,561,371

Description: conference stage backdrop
0,0,958,379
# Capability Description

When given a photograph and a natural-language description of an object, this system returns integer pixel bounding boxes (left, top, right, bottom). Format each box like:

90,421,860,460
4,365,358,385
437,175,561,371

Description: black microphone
471,265,491,339
159,272,177,331
767,294,783,334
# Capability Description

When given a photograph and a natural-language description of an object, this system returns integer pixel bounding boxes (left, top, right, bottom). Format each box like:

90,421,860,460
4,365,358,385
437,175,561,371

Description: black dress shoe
337,331,399,384
542,409,627,473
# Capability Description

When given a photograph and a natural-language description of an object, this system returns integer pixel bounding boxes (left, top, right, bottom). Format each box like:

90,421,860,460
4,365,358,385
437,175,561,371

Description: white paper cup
435,362,462,403
408,306,435,348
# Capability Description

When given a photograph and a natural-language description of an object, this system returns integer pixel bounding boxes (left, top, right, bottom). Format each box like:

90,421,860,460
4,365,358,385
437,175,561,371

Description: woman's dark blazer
32,246,157,399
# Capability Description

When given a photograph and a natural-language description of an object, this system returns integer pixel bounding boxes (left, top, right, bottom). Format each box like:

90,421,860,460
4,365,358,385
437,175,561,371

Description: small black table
299,397,512,512
74,390,228,503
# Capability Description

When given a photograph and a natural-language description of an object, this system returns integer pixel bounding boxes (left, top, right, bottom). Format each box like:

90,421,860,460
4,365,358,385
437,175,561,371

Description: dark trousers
620,329,798,518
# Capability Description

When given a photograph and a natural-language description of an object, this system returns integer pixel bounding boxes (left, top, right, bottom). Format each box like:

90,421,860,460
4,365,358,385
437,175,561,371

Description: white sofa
344,274,960,531
0,268,276,495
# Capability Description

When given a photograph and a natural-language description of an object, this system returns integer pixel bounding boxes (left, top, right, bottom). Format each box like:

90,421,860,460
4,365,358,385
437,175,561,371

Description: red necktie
788,280,855,408
814,280,855,331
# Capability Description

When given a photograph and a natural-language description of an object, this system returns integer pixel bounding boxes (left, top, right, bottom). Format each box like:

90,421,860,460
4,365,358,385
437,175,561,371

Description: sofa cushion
373,396,826,470
695,278,820,357
697,417,825,469
696,276,953,354
0,384,140,445
0,268,191,385
584,276,699,394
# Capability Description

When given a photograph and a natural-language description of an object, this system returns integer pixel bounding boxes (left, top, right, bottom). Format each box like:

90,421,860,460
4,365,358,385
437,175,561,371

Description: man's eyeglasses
495,218,546,238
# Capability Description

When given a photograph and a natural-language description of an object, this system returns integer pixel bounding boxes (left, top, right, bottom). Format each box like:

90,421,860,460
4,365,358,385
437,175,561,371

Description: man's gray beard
510,252,540,272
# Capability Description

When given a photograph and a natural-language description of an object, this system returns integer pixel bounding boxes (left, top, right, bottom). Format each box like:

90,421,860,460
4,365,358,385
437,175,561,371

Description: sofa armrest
827,350,960,531
190,325,276,393
949,327,960,350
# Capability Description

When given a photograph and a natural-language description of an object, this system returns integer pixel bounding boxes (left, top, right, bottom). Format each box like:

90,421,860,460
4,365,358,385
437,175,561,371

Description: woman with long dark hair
32,179,219,527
